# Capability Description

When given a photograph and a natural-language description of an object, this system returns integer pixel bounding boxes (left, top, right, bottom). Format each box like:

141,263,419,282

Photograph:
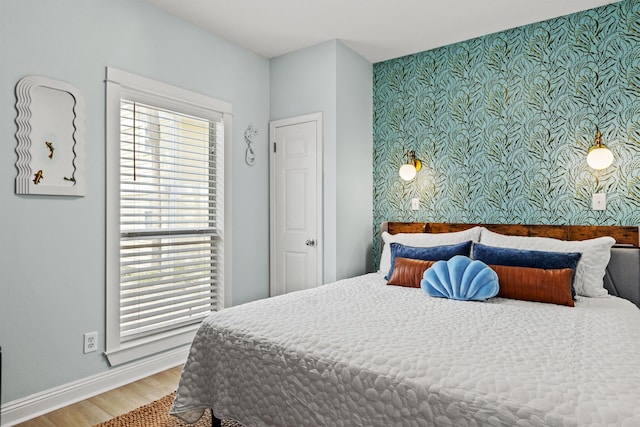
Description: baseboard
1,346,189,426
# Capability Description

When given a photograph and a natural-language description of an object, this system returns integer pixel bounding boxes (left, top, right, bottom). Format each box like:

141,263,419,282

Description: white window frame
105,67,232,366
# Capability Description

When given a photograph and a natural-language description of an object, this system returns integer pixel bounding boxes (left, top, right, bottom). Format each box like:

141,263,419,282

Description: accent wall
373,0,640,263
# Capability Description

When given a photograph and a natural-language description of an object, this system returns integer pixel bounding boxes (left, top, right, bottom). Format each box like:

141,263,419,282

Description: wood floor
14,365,183,427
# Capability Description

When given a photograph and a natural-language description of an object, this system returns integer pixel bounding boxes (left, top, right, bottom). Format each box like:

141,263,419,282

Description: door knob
305,239,315,247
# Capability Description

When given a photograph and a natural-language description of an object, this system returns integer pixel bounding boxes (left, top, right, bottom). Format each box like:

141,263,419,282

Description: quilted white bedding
171,273,640,426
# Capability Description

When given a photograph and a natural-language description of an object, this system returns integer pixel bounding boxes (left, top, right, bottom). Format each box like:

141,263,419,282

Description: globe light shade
587,146,613,170
399,163,417,181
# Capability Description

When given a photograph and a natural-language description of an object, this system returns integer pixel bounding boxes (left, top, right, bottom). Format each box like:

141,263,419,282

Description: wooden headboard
381,222,640,307
382,222,639,247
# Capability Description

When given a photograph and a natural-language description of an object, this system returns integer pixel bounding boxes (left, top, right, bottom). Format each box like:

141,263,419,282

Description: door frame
269,112,324,296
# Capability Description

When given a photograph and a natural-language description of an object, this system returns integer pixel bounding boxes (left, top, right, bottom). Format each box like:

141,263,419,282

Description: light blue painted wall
270,41,339,283
0,0,270,403
270,40,374,282
336,43,374,277
372,0,640,265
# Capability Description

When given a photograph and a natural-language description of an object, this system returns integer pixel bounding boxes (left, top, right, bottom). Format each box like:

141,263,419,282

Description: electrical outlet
84,331,98,354
592,193,606,211
411,198,420,210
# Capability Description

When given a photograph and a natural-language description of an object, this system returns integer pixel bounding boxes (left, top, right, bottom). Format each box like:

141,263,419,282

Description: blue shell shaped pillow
421,255,499,301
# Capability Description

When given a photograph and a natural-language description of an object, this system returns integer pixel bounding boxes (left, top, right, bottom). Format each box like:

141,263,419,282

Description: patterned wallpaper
372,0,640,260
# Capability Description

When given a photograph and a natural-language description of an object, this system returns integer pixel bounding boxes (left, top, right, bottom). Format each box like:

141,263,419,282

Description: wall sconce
586,128,613,170
399,150,422,181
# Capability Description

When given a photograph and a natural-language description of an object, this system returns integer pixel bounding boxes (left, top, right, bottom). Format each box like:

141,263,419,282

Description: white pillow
379,227,483,275
479,228,616,297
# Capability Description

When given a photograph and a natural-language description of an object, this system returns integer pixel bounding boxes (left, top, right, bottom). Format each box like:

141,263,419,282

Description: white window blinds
119,99,224,342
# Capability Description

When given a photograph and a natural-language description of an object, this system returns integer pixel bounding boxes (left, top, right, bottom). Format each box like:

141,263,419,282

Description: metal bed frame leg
212,412,222,427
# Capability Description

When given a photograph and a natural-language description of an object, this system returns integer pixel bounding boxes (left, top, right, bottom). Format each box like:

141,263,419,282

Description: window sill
105,325,199,367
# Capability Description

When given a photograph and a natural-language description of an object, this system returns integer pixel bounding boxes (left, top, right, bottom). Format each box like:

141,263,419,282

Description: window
105,68,232,366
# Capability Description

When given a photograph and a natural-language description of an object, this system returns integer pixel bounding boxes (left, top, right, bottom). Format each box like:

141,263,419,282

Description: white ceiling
146,0,619,63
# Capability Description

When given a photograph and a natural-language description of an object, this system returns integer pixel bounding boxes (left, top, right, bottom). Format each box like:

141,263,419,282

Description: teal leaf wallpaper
373,0,640,260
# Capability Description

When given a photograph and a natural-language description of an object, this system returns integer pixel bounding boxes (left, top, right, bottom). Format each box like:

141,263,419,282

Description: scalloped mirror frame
15,75,85,196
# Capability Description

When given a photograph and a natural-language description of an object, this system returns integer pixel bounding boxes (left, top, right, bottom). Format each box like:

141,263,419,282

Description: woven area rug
94,392,242,427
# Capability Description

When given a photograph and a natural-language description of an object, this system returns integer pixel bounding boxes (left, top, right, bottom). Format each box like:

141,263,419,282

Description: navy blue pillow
472,243,582,297
386,241,473,280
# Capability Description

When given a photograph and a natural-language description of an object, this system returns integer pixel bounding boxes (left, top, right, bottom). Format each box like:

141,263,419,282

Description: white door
270,113,323,296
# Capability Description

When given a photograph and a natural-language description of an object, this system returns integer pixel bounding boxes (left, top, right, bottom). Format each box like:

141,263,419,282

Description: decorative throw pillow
379,227,483,274
473,243,582,298
489,265,575,306
479,228,615,297
386,257,435,288
386,240,473,280
420,255,499,301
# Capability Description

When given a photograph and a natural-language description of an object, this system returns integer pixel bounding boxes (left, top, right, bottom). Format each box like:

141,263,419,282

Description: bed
171,222,640,426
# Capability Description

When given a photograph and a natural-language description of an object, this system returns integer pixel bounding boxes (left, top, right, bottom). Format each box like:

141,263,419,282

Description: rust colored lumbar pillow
387,257,435,288
490,265,575,307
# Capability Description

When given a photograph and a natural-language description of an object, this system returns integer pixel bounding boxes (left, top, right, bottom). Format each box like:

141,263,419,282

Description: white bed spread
171,273,640,426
